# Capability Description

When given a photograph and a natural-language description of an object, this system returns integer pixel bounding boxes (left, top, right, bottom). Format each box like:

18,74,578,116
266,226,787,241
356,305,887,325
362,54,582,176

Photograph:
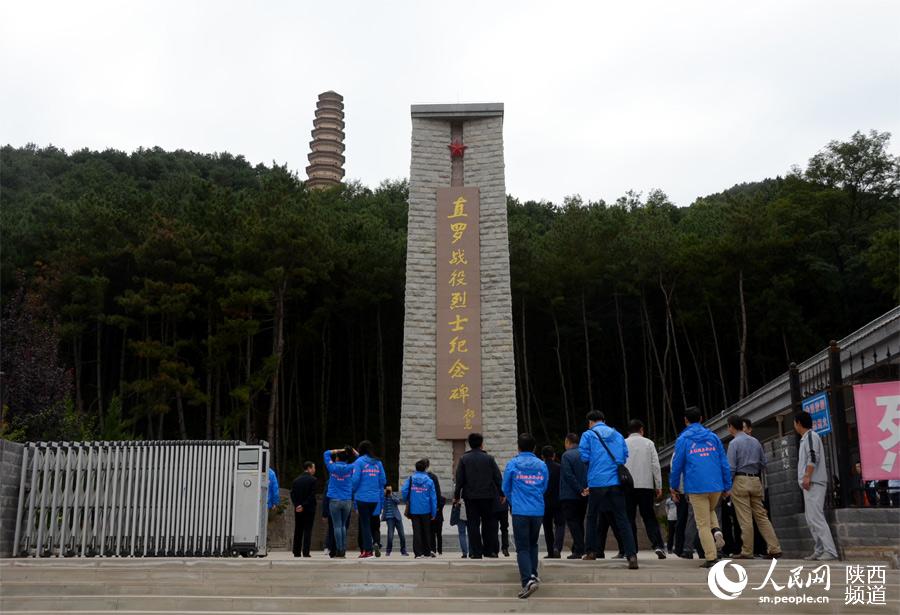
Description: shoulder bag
593,428,634,490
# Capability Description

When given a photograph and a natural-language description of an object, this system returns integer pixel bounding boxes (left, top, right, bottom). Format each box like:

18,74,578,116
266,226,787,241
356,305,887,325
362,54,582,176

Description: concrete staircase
1,552,897,614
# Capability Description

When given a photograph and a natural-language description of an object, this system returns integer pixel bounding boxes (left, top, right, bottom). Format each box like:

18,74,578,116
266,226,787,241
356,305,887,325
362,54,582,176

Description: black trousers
561,498,587,556
431,517,443,554
464,498,498,558
597,509,624,556
496,509,509,552
674,495,688,555
293,510,316,556
626,488,665,550
411,514,433,557
542,505,564,555
355,509,382,551
586,486,635,558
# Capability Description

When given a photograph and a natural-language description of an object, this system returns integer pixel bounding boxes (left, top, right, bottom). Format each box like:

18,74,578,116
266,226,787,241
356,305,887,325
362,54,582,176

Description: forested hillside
1,131,897,477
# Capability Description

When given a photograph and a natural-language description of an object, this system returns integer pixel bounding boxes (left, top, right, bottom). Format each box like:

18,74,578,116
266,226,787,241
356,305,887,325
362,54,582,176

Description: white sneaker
714,530,725,550
803,552,822,561
531,573,542,584
816,553,838,561
518,579,539,599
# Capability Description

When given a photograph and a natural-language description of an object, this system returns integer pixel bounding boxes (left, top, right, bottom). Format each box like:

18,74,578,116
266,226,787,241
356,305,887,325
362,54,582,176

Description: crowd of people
283,407,846,599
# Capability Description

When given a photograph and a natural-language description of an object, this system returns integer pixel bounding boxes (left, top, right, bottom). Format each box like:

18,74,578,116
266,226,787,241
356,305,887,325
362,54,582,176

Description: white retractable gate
12,440,267,558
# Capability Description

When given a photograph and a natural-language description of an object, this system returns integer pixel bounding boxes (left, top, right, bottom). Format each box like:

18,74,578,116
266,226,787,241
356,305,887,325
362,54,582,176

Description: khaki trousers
731,475,781,556
689,492,720,562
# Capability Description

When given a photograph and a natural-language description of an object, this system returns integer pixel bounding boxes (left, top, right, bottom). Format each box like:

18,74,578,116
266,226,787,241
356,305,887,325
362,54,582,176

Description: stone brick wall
400,109,517,490
0,439,25,557
834,508,900,567
400,118,453,486
463,116,518,471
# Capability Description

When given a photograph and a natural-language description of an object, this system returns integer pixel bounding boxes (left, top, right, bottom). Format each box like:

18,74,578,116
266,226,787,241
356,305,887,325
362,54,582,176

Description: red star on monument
448,139,467,159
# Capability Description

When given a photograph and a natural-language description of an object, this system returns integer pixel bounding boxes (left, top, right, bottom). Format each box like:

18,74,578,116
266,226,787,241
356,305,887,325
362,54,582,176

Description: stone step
3,580,899,600
2,594,897,614
4,556,896,614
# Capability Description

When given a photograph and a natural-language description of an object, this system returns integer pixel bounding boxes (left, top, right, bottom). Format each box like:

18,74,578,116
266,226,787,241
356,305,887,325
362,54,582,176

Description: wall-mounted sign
802,391,832,436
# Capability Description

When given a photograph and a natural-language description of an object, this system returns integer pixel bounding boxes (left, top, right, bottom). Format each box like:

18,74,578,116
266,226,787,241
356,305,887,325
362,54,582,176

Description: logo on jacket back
515,473,543,485
689,442,717,458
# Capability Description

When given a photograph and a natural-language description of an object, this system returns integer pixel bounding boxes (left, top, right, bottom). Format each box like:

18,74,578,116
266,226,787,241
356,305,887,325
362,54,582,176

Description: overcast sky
2,1,898,206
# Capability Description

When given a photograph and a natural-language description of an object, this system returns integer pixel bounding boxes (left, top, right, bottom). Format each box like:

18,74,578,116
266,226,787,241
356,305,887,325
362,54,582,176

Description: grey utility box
229,443,269,557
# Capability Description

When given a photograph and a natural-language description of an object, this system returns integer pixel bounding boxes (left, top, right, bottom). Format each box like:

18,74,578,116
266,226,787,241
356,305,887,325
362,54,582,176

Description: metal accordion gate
12,440,269,558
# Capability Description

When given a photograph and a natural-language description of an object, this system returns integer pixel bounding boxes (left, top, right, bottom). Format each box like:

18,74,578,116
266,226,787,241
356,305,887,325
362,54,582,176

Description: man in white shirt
794,412,838,561
625,419,666,559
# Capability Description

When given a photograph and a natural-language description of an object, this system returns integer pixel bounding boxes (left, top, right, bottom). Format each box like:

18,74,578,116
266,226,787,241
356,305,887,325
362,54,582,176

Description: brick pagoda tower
305,91,345,189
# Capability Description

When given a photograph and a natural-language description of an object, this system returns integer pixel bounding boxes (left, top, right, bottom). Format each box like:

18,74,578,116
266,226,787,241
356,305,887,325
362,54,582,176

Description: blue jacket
669,423,733,494
579,422,628,488
559,447,588,501
352,455,387,504
381,493,402,520
267,468,280,509
324,450,355,500
502,452,549,516
401,471,437,517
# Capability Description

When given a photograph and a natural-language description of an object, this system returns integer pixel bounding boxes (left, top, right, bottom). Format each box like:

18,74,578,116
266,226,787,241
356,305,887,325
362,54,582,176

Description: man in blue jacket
579,410,638,569
503,433,549,599
402,459,438,558
559,433,588,558
351,440,387,559
669,406,733,568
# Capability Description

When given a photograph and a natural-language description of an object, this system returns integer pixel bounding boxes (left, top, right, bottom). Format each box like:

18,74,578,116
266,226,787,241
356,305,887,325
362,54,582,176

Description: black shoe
613,553,625,559
461,553,468,558
655,548,667,560
678,552,694,559
627,555,639,570
485,553,499,558
700,558,720,568
502,548,510,557
567,553,582,560
469,555,483,559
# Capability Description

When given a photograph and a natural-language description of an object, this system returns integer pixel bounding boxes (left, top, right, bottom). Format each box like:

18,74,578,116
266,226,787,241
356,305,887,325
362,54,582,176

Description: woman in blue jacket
324,446,355,558
351,440,387,558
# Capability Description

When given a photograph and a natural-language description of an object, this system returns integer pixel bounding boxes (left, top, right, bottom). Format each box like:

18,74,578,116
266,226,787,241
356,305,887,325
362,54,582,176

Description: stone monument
305,91,345,189
399,103,517,486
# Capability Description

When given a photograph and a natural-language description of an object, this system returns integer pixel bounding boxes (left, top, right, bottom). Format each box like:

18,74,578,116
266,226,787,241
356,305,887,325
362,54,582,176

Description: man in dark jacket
290,461,318,558
453,432,503,559
541,446,564,558
559,433,588,558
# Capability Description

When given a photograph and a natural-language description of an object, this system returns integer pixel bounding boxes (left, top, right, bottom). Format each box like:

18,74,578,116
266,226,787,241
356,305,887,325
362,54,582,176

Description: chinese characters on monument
436,187,481,438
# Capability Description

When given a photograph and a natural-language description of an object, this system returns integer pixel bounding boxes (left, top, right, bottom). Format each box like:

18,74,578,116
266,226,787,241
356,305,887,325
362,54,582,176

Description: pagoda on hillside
305,91,345,189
